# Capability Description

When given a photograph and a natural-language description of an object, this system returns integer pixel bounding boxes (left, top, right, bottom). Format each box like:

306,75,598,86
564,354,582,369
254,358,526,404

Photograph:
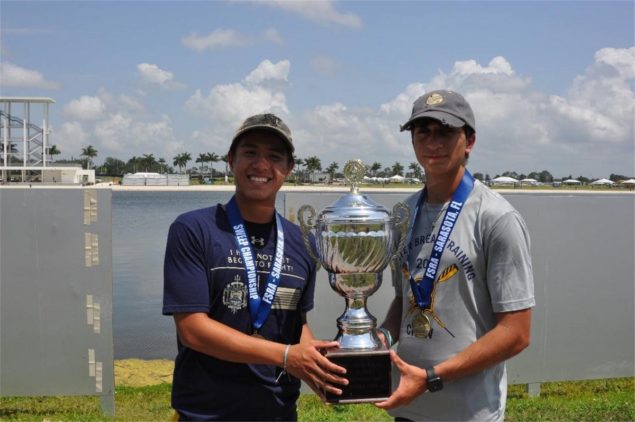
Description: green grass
1,378,633,421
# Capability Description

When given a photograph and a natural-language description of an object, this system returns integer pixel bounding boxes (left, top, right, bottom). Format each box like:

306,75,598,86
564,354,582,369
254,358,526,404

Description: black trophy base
324,347,392,404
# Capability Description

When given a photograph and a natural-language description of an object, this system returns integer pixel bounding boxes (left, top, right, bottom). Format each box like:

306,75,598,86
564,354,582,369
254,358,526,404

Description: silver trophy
298,159,409,403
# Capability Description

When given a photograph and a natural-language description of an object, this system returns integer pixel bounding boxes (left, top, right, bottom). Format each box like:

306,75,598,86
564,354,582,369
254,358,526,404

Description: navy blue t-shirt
163,204,317,421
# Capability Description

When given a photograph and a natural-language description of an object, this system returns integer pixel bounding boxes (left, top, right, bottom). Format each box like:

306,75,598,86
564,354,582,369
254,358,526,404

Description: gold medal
252,330,265,339
412,310,432,338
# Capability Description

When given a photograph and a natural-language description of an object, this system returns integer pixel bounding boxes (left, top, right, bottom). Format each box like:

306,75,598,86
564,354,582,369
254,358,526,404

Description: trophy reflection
298,160,409,403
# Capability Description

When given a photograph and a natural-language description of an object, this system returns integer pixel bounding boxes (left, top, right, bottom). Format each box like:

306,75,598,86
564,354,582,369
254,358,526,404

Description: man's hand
374,350,427,410
286,340,348,397
376,329,389,348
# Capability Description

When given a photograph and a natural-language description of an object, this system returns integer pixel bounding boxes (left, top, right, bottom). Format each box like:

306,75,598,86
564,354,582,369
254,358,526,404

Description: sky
1,0,633,179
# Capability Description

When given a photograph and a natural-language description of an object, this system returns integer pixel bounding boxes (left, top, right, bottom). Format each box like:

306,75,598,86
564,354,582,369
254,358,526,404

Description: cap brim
400,111,466,132
231,125,294,153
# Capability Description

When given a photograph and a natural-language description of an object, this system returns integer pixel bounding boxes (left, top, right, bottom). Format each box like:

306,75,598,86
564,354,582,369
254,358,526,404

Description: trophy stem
329,272,383,350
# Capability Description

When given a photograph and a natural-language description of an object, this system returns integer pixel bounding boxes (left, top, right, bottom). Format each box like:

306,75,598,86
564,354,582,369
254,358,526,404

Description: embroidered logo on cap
426,93,444,106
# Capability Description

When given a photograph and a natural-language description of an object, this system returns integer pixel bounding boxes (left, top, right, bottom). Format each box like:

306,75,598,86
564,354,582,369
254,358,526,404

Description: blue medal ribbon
406,170,475,310
226,196,285,332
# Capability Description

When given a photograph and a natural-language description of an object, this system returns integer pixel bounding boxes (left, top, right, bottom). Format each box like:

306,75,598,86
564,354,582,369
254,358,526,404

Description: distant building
305,172,330,183
1,97,95,184
122,172,190,186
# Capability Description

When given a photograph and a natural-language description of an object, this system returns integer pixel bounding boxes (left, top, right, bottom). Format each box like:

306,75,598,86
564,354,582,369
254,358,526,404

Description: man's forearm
175,312,287,366
435,308,532,382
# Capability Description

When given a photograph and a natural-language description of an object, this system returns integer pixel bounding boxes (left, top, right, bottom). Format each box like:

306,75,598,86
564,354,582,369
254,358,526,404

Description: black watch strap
426,367,443,392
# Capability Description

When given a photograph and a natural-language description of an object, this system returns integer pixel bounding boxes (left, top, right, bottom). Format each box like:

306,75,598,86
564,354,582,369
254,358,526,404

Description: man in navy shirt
163,113,346,421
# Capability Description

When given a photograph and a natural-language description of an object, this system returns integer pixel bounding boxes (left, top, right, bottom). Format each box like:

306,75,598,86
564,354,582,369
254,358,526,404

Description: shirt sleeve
162,219,211,315
299,232,318,312
485,210,536,313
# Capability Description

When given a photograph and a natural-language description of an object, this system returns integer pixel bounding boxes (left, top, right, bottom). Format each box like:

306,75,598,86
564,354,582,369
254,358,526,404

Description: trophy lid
319,160,392,223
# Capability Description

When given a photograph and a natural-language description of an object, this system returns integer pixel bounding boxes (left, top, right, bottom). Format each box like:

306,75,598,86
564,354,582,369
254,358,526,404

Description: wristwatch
425,367,443,392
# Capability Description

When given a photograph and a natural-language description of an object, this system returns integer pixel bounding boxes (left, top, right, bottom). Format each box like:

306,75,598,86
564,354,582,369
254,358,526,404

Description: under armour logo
251,236,265,247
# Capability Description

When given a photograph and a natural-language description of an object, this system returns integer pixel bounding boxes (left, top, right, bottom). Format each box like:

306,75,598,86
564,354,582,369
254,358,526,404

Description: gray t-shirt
390,180,535,421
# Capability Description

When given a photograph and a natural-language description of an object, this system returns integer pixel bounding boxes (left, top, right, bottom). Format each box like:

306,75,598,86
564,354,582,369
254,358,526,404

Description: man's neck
233,193,276,224
425,167,466,204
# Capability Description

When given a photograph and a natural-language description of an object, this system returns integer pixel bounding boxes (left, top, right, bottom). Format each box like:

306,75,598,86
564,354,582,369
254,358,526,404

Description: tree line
52,144,632,184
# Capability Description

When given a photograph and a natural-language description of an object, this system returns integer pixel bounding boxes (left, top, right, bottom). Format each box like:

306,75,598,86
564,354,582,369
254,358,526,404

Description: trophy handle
297,204,320,264
392,202,411,260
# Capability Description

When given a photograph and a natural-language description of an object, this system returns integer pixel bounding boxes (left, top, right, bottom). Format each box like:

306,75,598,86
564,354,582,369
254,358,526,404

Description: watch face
427,368,443,392
428,377,443,392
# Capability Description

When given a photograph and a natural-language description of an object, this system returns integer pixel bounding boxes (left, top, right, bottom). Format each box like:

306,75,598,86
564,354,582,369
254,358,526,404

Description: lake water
113,191,234,359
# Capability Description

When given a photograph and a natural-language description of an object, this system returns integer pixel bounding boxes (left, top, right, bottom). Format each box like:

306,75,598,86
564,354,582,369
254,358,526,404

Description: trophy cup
298,160,409,404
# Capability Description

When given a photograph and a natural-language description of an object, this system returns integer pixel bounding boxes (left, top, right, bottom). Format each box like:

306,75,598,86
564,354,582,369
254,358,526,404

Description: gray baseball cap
230,113,294,154
400,90,475,132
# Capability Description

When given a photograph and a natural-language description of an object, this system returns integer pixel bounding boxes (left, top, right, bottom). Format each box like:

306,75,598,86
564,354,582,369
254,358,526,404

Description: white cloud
94,112,178,154
311,55,340,76
260,1,362,28
244,59,290,85
55,121,87,156
185,59,290,148
594,46,635,79
64,96,106,121
94,113,132,151
55,89,179,161
182,27,285,52
182,29,250,51
96,89,146,114
548,46,635,144
264,28,284,45
137,63,185,90
0,62,60,89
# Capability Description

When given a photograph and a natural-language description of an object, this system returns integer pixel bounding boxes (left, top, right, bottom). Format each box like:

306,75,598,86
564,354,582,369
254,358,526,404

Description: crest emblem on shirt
222,275,247,313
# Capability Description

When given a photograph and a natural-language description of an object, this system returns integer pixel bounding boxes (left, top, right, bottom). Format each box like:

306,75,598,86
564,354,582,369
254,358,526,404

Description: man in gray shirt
375,90,535,421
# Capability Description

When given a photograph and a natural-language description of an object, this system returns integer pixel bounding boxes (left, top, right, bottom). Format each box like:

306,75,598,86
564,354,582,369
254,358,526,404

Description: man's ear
466,133,476,154
227,152,234,171
285,160,295,177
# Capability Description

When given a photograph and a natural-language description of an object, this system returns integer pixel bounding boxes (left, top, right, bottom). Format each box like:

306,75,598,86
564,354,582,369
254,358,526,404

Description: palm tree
391,161,404,176
370,162,382,177
158,158,167,174
102,157,126,176
47,145,61,163
173,152,191,174
326,161,339,182
81,145,98,170
127,156,140,173
221,154,230,182
304,156,322,183
292,156,304,184
196,153,208,174
141,153,156,172
206,152,220,176
408,162,424,181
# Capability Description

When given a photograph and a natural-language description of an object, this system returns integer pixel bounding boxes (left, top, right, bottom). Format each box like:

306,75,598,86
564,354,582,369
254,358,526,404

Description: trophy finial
343,159,367,193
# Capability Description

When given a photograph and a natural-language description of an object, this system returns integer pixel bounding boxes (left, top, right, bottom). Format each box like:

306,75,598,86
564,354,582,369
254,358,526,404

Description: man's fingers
375,394,398,409
389,349,407,370
318,355,347,375
374,385,407,409
320,366,349,386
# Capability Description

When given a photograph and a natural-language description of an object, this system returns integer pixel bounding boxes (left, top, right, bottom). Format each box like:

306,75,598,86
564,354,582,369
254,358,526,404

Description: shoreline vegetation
1,359,633,421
